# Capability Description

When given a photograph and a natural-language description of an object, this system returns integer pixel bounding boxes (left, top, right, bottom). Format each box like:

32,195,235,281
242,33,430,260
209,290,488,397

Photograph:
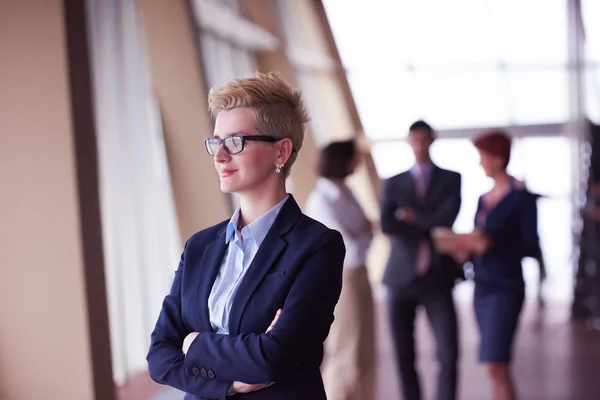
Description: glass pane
509,137,572,197
583,0,600,62
585,67,600,124
415,70,510,129
430,139,491,233
397,0,499,66
200,34,220,87
323,0,409,69
370,141,415,179
509,137,573,288
507,69,569,124
347,71,419,140
489,0,568,65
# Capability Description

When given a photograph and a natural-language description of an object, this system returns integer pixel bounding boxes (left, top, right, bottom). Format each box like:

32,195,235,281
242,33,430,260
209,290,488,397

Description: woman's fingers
266,309,283,333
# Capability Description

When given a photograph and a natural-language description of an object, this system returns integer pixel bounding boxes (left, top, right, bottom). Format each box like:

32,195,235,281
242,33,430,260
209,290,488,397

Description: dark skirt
473,284,524,363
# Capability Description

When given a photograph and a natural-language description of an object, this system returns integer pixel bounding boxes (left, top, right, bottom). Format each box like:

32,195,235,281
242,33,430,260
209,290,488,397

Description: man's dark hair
409,120,435,139
318,140,357,179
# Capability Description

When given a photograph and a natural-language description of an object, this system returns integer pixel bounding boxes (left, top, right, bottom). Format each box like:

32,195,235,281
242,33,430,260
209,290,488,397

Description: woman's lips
220,169,237,178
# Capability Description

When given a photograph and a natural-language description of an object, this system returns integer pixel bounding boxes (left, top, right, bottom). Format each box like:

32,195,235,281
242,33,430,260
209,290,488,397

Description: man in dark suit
380,120,462,400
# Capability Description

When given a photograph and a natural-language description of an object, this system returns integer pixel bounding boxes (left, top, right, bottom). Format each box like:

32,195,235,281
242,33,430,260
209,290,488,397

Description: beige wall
0,1,98,399
139,0,231,241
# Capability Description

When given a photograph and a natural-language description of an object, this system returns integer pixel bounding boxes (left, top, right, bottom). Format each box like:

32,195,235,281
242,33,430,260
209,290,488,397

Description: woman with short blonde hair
148,72,346,400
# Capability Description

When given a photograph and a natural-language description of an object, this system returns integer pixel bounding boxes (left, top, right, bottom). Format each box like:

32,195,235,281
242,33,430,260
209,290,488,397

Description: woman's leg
475,286,523,400
485,363,516,400
357,266,376,400
323,267,373,400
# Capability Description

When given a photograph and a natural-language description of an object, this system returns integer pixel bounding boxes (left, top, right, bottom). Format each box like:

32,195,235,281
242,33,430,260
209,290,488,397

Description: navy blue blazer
147,196,345,400
474,187,539,289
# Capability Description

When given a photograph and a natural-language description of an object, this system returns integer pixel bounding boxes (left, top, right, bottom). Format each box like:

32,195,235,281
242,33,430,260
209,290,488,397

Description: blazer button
192,367,200,376
207,370,215,379
200,367,208,377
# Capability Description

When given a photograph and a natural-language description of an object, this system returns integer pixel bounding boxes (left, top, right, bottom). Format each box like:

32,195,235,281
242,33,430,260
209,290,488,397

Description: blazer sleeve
146,241,232,400
380,177,421,237
482,191,539,256
413,172,462,231
182,229,345,384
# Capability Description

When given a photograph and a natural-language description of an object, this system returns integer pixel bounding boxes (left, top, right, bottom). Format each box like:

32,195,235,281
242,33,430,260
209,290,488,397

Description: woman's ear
275,138,294,165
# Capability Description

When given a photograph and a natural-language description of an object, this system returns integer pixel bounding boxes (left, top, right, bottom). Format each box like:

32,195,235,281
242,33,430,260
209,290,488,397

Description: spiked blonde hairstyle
208,72,310,177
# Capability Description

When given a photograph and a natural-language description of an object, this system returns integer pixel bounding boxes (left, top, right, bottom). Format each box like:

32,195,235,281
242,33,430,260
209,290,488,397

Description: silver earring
275,164,284,174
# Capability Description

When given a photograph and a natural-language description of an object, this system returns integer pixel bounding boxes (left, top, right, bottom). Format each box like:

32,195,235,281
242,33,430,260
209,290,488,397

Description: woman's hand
230,309,283,394
467,232,491,254
231,381,274,394
448,232,491,263
266,308,282,333
449,242,471,264
182,332,199,355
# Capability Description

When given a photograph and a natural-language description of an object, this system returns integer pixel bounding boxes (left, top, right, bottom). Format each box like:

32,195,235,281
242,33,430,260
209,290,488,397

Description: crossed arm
380,175,462,238
181,310,282,395
146,230,345,399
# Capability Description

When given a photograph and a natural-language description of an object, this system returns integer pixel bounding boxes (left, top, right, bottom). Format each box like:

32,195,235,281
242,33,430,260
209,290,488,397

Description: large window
86,0,182,385
322,0,599,294
324,0,599,139
190,0,270,211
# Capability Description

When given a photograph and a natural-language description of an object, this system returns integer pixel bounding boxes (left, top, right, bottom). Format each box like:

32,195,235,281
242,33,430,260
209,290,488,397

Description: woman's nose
214,143,229,162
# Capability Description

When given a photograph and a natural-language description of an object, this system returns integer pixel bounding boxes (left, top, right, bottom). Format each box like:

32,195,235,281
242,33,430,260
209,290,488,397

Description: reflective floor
375,283,600,400
150,282,600,400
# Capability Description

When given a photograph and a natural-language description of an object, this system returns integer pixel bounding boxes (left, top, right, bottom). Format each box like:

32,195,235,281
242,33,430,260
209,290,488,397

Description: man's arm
380,178,420,237
413,173,462,231
146,241,232,400
183,229,345,384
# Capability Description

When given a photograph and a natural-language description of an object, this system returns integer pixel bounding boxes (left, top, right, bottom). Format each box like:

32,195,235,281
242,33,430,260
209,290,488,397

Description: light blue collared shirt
208,195,289,334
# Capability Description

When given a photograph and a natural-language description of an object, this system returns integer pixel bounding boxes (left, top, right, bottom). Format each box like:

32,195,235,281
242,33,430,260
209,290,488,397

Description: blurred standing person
380,121,462,400
452,131,539,400
305,139,376,400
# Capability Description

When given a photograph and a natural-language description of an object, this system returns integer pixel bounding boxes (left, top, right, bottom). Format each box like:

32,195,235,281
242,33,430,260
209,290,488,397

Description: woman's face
212,107,291,195
478,149,505,177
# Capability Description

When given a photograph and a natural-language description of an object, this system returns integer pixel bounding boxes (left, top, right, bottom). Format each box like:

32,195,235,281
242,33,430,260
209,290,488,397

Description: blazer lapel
228,196,300,335
194,228,228,332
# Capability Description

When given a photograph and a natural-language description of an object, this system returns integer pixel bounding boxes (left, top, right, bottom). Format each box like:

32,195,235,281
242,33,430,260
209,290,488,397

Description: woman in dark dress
452,131,538,400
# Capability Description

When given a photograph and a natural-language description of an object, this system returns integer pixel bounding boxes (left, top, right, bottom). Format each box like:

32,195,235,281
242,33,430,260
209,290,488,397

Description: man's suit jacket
380,165,462,289
147,196,345,400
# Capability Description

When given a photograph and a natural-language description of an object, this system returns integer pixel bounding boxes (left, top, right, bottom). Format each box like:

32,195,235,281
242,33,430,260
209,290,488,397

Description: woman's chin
220,179,246,194
219,181,235,193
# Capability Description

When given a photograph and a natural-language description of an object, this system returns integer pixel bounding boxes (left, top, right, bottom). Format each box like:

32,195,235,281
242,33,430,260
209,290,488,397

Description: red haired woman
453,131,539,400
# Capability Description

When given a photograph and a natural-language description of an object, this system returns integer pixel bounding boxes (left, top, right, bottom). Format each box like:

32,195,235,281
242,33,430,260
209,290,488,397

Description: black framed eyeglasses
204,135,283,156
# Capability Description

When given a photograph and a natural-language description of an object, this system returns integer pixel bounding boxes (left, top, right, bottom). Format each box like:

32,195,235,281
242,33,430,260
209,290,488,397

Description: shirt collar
225,195,289,246
411,161,434,177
